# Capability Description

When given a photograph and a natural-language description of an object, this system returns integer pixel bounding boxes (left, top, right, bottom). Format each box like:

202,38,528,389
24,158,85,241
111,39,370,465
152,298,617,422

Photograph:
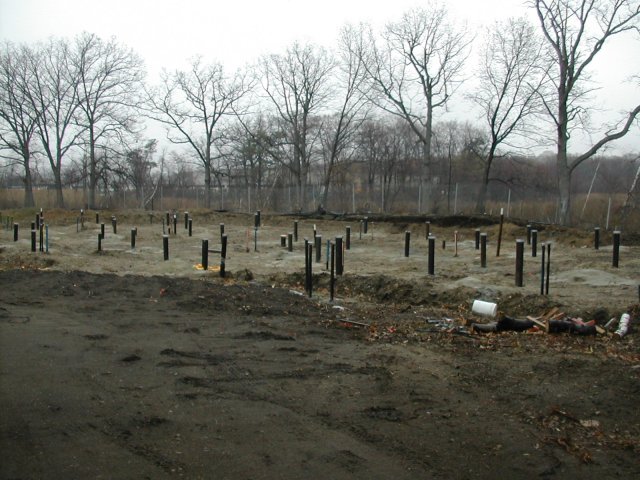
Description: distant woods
1,1,639,226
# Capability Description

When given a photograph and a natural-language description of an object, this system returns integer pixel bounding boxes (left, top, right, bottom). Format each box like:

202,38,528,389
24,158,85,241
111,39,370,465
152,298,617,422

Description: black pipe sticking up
475,229,480,250
304,239,312,297
287,233,293,252
546,243,551,295
330,242,335,302
163,235,169,261
515,239,524,287
612,231,621,268
496,211,504,257
202,239,209,271
404,231,410,257
345,226,351,250
526,224,532,245
594,227,600,250
480,233,487,268
428,235,435,275
172,215,177,235
541,242,546,295
308,242,313,297
326,239,330,270
335,236,343,275
304,239,309,287
531,229,538,257
315,235,322,263
188,218,193,237
293,220,298,242
13,223,18,242
220,234,228,277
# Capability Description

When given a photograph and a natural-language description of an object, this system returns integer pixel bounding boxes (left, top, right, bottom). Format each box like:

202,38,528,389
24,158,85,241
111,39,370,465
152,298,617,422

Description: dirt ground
1,209,639,479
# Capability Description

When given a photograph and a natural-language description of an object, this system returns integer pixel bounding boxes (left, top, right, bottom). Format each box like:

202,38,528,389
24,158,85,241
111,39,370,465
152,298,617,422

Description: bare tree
352,117,420,211
469,17,548,213
74,32,145,209
620,154,640,226
0,42,38,207
109,139,162,209
532,0,640,224
433,120,464,213
261,42,334,210
318,26,371,210
354,119,384,207
148,57,250,208
377,119,418,212
359,6,471,211
25,37,83,208
223,115,282,210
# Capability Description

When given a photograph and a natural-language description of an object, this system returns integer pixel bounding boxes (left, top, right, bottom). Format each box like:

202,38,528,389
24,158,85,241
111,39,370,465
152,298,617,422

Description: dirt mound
0,251,56,271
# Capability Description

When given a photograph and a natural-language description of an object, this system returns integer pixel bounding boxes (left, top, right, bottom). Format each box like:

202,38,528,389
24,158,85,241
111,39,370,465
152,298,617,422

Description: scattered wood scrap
472,308,608,336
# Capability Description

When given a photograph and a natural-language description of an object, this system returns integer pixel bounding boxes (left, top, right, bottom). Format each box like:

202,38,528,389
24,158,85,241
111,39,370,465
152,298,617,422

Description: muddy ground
1,209,639,479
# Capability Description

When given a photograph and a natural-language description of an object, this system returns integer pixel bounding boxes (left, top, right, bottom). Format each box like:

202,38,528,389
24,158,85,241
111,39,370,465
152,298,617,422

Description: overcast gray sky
1,0,639,154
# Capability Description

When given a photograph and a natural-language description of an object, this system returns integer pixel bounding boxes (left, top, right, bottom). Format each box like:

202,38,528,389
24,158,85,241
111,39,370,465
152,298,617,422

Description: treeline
1,1,639,225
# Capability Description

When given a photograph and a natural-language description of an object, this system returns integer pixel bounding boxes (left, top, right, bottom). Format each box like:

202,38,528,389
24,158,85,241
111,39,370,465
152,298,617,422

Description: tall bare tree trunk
23,164,35,207
53,166,65,208
423,99,433,211
22,145,35,207
556,89,571,225
88,125,97,209
204,166,212,209
557,162,572,225
475,161,492,214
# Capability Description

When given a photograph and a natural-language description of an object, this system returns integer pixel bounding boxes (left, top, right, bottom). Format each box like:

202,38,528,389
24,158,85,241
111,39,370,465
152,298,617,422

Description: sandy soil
1,210,639,479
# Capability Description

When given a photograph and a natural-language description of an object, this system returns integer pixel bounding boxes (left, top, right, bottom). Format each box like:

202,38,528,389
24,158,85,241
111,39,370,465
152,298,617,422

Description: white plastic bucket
615,313,631,337
472,300,498,318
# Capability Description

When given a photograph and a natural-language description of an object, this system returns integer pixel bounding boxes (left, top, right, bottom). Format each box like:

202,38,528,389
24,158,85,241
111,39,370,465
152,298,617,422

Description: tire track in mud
88,420,186,475
153,338,444,473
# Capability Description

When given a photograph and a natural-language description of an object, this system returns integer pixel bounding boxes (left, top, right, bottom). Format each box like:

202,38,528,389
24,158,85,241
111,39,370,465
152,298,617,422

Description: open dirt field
1,209,639,479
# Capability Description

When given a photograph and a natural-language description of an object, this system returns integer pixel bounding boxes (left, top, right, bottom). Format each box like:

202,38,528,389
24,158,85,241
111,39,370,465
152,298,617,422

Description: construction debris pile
470,307,633,338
